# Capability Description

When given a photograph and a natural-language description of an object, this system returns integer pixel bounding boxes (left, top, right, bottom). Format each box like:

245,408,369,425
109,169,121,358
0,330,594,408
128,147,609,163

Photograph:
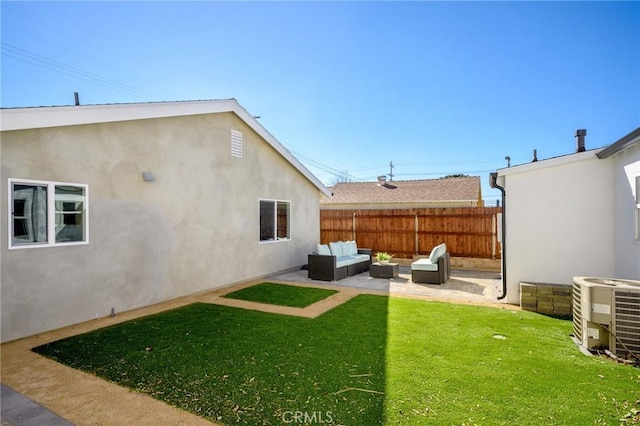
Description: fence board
320,207,502,259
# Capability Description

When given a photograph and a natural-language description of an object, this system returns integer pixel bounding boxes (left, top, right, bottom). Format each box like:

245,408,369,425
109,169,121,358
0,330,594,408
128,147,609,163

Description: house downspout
490,172,507,300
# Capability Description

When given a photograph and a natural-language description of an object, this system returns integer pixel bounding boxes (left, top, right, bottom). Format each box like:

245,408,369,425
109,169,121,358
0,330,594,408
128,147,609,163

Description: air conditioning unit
573,277,640,357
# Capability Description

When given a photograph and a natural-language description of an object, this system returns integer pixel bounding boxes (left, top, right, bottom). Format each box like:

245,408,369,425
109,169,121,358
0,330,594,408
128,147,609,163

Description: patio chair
411,243,451,284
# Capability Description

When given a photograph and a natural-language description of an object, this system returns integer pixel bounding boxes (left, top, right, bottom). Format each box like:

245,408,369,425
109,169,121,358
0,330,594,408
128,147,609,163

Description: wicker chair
411,243,451,284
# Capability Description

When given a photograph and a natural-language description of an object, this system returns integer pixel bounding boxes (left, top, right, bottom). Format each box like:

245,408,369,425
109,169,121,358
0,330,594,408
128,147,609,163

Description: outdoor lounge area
279,262,501,303
307,241,454,285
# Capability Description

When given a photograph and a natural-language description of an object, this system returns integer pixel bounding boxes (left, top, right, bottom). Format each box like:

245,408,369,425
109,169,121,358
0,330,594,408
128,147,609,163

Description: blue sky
2,1,639,205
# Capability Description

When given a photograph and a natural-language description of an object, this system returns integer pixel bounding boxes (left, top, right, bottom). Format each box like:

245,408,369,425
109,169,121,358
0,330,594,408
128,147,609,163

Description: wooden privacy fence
320,207,502,259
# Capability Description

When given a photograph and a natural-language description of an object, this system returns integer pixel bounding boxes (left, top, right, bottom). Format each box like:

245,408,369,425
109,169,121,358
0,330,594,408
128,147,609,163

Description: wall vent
231,129,243,158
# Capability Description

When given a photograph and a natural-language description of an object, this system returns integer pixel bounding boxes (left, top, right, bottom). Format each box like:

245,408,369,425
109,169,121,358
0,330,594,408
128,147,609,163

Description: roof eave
497,149,599,176
320,199,479,205
596,127,640,159
0,100,332,197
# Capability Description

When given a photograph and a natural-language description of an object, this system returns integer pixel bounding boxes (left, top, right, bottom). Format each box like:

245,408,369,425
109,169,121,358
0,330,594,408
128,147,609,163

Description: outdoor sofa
308,241,372,281
411,243,451,284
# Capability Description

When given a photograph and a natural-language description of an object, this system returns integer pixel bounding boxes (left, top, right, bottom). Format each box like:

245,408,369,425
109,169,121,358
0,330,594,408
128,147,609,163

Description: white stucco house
1,99,331,342
493,128,640,304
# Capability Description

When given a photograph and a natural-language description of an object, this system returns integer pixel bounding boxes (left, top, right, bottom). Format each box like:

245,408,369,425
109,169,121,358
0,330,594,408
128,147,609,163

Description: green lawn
33,294,639,425
222,282,338,308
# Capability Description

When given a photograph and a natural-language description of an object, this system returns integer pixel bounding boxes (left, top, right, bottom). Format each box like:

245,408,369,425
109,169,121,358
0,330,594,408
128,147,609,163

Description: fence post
352,212,356,241
491,214,496,259
415,214,419,256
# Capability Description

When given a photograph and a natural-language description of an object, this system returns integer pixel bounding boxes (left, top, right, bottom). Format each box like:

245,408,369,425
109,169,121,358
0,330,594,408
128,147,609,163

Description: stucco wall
1,113,322,342
499,152,615,304
613,143,640,279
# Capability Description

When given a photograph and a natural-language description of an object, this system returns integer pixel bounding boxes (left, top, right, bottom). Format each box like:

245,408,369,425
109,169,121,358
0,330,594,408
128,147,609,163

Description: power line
291,146,508,186
291,151,368,182
3,3,153,91
1,42,164,102
393,169,496,176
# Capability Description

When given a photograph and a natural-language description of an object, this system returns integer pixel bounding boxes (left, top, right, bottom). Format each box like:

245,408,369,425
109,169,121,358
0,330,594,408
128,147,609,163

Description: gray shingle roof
322,176,481,205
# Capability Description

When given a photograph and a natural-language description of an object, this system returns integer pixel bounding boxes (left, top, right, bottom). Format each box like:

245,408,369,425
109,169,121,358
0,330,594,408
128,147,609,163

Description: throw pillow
329,242,343,257
317,244,331,256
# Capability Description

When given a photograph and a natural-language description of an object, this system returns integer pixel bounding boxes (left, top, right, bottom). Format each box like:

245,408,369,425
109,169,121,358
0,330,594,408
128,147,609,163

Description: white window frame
259,198,291,243
8,178,89,249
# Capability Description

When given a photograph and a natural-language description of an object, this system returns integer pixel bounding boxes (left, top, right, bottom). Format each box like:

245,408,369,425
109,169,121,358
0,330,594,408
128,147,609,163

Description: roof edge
596,127,640,159
0,100,239,131
497,149,600,176
0,100,332,197
320,199,480,205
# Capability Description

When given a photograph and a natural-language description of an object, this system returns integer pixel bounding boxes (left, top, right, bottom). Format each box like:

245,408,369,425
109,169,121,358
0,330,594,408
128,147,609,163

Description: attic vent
231,130,243,158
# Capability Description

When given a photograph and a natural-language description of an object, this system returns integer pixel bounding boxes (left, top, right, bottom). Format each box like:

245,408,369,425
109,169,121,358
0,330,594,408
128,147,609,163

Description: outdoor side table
370,262,399,279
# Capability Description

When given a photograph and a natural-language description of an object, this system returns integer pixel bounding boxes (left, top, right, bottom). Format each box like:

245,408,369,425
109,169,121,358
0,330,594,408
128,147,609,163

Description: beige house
1,100,331,343
322,176,484,210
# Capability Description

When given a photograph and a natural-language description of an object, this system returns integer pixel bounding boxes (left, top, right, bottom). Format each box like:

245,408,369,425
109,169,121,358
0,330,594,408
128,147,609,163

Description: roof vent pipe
74,92,80,106
576,129,587,153
377,175,387,186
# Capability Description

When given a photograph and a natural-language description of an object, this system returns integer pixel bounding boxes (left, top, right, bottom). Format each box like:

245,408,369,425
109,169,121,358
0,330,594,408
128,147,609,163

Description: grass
33,294,640,425
222,282,338,308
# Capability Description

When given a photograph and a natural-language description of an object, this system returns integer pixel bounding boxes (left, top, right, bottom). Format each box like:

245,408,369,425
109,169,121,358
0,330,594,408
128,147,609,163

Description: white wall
613,143,640,279
498,151,615,304
1,112,324,342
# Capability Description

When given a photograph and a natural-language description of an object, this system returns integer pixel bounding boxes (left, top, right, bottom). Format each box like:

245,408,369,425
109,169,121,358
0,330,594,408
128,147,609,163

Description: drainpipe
490,172,507,300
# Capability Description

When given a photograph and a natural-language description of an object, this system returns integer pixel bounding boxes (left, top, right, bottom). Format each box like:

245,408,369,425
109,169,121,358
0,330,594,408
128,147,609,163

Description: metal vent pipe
576,129,587,152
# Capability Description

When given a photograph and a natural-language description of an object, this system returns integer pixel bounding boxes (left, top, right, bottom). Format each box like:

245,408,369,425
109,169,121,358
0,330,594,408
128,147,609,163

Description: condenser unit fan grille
613,291,640,356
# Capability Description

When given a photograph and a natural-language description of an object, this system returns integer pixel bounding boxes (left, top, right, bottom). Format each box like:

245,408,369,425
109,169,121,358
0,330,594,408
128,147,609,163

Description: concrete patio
271,265,504,305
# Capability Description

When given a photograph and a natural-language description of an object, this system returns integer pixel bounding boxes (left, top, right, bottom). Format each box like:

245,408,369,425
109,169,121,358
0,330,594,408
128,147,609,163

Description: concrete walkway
1,267,513,425
1,384,73,426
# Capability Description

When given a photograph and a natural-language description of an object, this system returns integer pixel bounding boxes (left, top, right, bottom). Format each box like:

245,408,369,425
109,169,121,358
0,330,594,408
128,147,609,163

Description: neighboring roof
0,99,332,197
322,176,481,205
596,126,640,159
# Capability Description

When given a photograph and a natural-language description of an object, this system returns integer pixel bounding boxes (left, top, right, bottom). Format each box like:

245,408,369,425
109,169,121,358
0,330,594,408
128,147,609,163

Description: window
9,179,88,248
260,199,290,242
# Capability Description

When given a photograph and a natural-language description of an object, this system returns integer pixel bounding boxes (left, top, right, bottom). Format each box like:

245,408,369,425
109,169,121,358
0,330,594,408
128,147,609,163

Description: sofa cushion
317,244,331,256
350,253,370,263
336,256,354,268
339,241,350,256
336,253,370,269
329,241,343,257
345,240,358,256
411,258,439,272
429,243,447,264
